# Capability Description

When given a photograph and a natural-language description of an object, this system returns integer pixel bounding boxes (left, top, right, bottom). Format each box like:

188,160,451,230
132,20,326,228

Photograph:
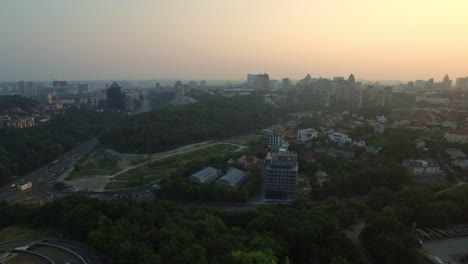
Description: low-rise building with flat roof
189,167,222,183
328,132,352,144
297,128,318,143
402,159,440,175
216,168,248,187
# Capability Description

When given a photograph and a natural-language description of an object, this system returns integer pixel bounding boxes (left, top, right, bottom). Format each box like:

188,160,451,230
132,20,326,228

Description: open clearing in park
439,183,468,199
60,141,245,191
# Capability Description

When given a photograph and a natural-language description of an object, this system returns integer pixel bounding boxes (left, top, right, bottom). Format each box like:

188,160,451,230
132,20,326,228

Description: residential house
315,171,328,187
297,128,318,143
237,155,258,169
373,123,385,133
445,128,468,144
353,139,366,147
328,132,352,144
402,159,440,175
446,148,466,159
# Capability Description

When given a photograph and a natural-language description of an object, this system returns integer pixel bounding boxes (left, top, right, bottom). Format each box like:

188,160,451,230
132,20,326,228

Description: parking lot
417,225,468,263
416,224,468,241
424,237,468,264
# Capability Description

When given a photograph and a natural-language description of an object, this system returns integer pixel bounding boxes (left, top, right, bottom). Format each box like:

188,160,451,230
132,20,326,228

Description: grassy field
9,193,45,205
439,183,468,199
104,180,128,190
105,143,241,190
67,156,122,179
226,133,265,145
0,225,59,243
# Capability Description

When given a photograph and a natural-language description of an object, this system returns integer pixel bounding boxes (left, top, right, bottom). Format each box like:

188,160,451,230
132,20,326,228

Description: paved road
346,221,378,264
0,138,100,203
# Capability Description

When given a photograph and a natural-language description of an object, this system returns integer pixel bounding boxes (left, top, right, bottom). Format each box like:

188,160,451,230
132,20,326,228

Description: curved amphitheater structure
0,238,112,264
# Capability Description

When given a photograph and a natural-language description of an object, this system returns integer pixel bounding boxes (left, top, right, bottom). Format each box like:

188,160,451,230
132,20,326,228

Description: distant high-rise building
335,81,352,103
52,80,68,88
263,150,298,200
247,74,256,89
124,94,135,112
282,78,291,91
255,73,270,92
425,78,434,90
335,74,356,104
17,81,37,99
315,78,331,107
456,77,468,89
174,81,185,97
199,80,207,88
383,86,393,107
442,74,452,89
269,79,279,90
352,84,363,110
155,82,161,92
348,73,356,85
106,82,125,111
246,73,270,92
188,81,198,89
77,83,89,94
414,80,427,88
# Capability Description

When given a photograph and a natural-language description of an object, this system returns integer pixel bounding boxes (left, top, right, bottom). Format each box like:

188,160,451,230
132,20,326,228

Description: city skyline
1,0,468,81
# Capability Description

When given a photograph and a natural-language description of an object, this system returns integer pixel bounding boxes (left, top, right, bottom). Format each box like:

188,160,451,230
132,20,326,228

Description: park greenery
0,107,123,187
360,184,468,263
0,197,363,264
105,143,241,190
159,168,262,203
155,142,262,203
69,155,121,180
0,95,39,113
102,95,279,153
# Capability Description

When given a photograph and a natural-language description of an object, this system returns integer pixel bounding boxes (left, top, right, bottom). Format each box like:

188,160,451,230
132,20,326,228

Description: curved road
0,138,246,204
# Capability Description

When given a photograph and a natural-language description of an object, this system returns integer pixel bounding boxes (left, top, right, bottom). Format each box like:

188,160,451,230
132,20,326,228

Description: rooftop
216,168,248,187
189,167,220,183
447,128,468,136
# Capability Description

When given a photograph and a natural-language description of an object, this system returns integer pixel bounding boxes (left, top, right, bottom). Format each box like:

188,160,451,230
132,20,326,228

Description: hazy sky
1,0,468,82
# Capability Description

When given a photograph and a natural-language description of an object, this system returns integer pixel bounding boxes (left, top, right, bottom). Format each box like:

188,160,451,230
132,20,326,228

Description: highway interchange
0,137,160,203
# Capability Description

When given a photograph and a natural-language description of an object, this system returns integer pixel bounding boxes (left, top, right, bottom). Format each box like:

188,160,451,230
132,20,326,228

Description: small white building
402,159,440,175
376,115,387,123
353,139,366,147
373,123,385,133
315,171,328,187
328,132,352,144
297,128,318,143
442,121,458,130
279,142,289,152
446,148,465,159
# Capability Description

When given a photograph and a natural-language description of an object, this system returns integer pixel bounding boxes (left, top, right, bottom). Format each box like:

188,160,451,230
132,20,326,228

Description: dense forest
102,95,279,153
0,95,39,113
361,185,468,263
0,108,122,185
0,197,363,264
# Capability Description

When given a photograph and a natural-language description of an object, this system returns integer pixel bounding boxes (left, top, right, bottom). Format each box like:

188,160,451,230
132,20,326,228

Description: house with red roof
445,128,468,144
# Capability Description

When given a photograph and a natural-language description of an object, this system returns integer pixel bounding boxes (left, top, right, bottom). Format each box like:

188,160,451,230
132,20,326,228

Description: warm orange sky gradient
1,0,467,81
